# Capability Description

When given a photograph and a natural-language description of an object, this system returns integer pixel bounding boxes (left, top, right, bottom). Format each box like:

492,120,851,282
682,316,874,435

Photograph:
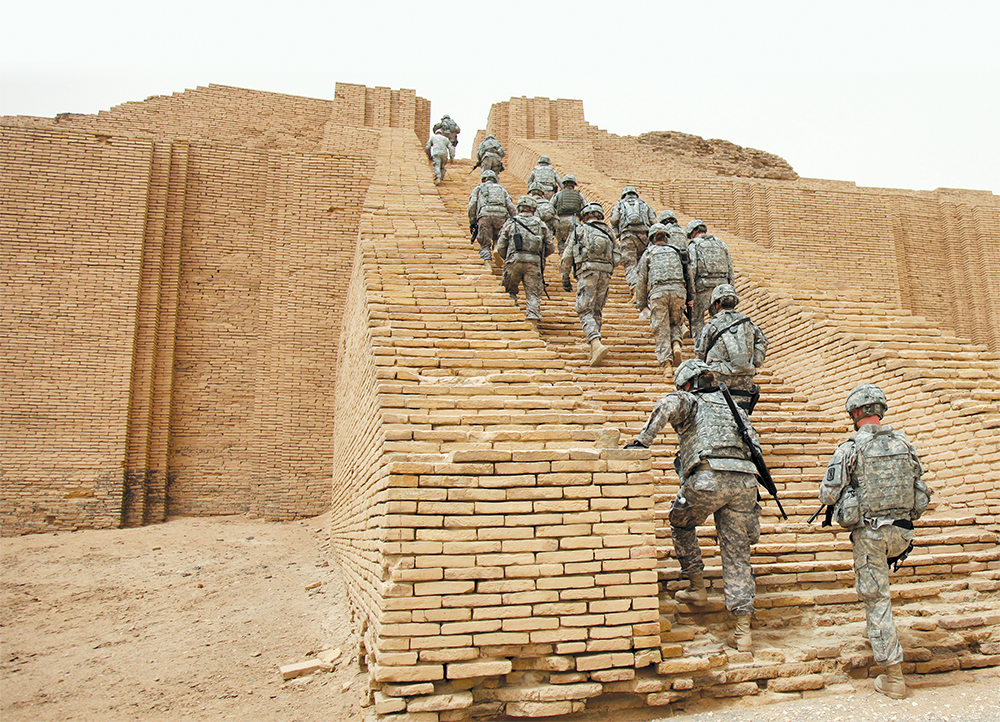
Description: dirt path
3,515,997,722
1,513,369,722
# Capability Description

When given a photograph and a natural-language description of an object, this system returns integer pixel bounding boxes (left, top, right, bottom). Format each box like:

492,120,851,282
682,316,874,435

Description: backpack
694,235,730,280
619,198,647,229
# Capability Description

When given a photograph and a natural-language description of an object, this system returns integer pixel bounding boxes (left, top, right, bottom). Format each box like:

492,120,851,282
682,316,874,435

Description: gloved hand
639,307,651,320
624,441,648,449
562,277,572,292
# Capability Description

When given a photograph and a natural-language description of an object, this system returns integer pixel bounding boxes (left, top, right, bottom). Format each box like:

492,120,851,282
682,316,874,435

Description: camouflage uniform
608,189,657,292
527,156,562,199
468,175,516,262
820,418,929,668
636,386,762,617
476,134,505,175
495,204,555,321
636,234,692,366
695,305,768,406
560,216,620,343
433,115,461,147
528,187,558,238
425,132,455,183
551,179,587,255
688,227,735,341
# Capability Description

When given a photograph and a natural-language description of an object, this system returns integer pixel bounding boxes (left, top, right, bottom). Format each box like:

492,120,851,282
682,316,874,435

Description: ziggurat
2,82,999,719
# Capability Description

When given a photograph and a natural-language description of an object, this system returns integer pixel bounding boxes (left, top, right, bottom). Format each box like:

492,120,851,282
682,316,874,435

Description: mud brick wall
164,139,374,518
0,127,153,534
369,449,660,718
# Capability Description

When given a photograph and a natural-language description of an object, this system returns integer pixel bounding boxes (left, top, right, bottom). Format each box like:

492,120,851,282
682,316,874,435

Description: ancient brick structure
2,86,999,718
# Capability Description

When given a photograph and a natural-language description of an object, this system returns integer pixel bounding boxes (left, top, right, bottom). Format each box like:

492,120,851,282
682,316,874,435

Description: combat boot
589,338,608,366
732,616,752,652
675,573,708,604
874,663,906,699
671,340,683,367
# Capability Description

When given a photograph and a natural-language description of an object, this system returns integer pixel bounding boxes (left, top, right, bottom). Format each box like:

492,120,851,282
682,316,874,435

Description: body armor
616,197,651,232
676,391,756,477
530,165,559,189
570,222,616,275
553,188,586,216
852,427,919,519
477,183,511,217
692,234,731,287
501,216,546,263
702,310,758,375
646,244,687,290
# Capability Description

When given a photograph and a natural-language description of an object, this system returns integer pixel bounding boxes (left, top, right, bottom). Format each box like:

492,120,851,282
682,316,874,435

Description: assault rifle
470,222,478,245
719,382,787,520
807,505,833,526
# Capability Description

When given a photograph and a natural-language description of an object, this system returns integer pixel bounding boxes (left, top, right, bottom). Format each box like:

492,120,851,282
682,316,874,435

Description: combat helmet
845,383,888,421
685,219,707,238
620,186,638,198
480,169,498,182
658,209,678,225
527,183,546,196
673,359,713,390
516,195,538,211
563,173,577,185
581,202,605,220
647,223,669,240
538,155,551,164
710,284,739,307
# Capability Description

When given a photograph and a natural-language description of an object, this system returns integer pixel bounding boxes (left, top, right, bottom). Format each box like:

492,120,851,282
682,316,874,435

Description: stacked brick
1,83,430,534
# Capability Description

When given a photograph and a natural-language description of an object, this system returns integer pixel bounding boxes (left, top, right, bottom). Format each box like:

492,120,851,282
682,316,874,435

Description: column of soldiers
461,140,931,699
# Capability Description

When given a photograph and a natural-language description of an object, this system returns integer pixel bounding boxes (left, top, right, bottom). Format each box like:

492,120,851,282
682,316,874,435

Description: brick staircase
431,153,1000,711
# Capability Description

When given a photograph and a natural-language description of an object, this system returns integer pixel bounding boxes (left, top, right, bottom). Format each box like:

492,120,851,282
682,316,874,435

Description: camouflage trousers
691,279,726,341
555,215,577,255
850,524,913,666
480,154,503,174
502,259,544,321
669,470,760,616
430,153,448,181
476,215,508,261
617,230,648,290
575,269,610,342
648,292,687,366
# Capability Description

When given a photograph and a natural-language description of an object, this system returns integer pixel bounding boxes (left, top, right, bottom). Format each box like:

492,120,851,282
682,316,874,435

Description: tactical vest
676,391,756,477
504,216,545,261
553,189,585,216
618,198,648,231
478,183,509,217
646,244,686,289
535,199,555,224
704,311,756,374
852,427,918,518
573,222,615,274
532,166,558,188
693,235,730,285
478,139,502,159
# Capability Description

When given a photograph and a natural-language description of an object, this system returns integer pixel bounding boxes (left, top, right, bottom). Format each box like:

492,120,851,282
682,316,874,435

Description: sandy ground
2,515,998,722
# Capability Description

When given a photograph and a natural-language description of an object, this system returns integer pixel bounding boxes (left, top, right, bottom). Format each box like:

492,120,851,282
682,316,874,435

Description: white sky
2,0,998,194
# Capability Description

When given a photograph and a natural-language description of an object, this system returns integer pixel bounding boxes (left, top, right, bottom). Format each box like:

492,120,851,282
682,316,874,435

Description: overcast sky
2,0,998,194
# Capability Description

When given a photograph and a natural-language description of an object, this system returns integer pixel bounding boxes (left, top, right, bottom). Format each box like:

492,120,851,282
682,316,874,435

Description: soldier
561,202,620,366
424,131,455,185
695,284,768,414
527,184,558,238
686,219,735,342
527,155,562,199
819,384,930,699
551,174,587,255
433,115,461,148
494,195,555,331
636,224,692,371
475,134,505,175
625,359,762,652
468,170,516,264
608,187,657,296
657,209,690,254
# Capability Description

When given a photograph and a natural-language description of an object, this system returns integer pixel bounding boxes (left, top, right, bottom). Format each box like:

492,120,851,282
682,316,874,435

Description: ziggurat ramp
2,84,999,718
